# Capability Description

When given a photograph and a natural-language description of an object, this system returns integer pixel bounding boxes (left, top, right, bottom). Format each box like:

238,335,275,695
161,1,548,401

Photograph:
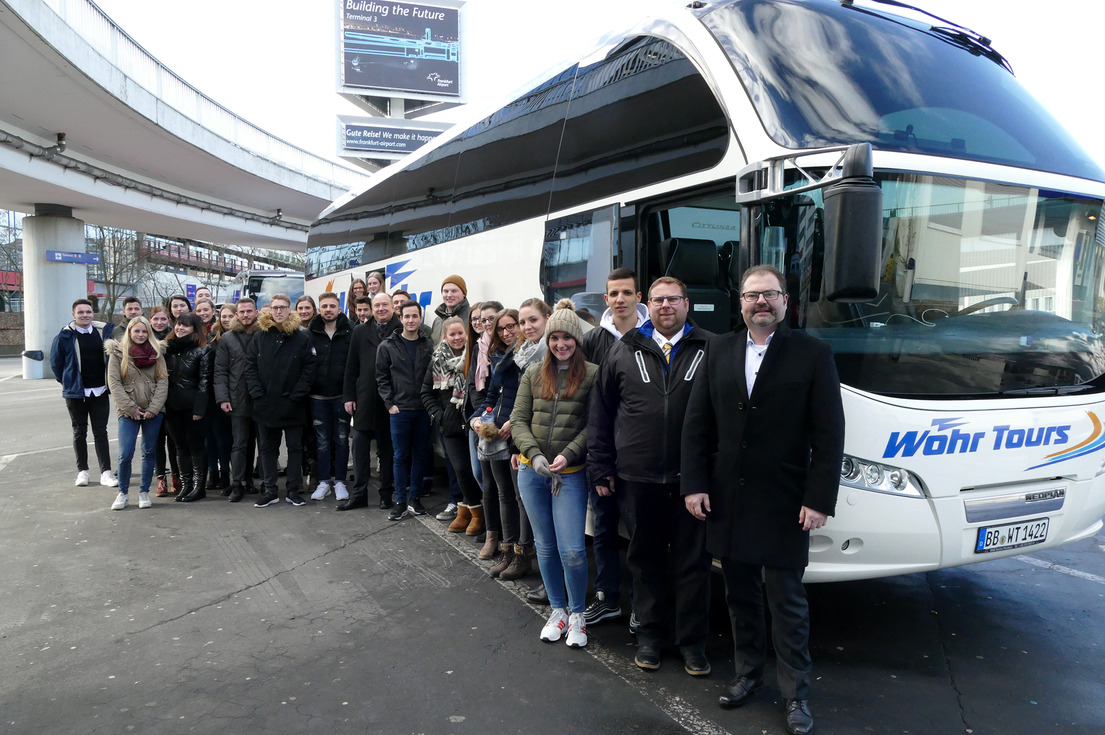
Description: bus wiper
928,26,1012,73
841,0,1013,73
999,385,1094,397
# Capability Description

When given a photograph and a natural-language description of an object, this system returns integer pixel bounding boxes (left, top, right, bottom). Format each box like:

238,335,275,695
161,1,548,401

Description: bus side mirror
822,143,882,302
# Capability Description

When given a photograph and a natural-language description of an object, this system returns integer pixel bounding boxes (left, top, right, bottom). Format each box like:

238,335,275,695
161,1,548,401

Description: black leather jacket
164,335,212,417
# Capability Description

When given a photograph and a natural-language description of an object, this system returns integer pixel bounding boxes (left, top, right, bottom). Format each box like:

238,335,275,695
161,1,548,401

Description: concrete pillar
23,204,88,380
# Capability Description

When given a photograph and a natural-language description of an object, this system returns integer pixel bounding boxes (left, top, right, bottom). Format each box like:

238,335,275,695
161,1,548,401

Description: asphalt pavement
1,356,1103,734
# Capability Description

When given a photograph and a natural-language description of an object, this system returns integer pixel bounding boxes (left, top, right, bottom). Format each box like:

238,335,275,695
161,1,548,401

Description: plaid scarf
430,340,467,409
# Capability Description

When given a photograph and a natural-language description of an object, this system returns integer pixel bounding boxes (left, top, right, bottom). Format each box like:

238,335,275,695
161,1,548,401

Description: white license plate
974,517,1050,554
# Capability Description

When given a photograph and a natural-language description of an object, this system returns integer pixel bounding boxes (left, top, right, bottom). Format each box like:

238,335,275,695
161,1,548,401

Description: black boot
180,471,206,502
228,484,245,503
175,473,193,502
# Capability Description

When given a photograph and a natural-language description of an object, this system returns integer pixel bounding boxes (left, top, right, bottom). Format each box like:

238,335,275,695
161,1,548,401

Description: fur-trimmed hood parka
244,310,316,427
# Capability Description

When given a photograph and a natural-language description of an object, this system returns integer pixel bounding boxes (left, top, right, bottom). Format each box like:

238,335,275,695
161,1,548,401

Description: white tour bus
307,0,1105,582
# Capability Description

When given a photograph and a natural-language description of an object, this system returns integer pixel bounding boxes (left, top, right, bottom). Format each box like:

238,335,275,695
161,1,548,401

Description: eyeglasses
270,305,290,311
479,317,496,324
496,323,518,333
648,295,686,306
740,290,784,303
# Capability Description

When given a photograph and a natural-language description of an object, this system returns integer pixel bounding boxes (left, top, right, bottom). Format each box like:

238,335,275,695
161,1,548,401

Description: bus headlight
840,454,924,497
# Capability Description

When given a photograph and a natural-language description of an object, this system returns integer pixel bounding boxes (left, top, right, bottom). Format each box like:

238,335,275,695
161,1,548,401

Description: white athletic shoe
566,612,588,648
310,481,331,501
110,492,127,510
75,470,90,486
540,608,570,643
333,481,349,501
137,492,152,509
100,470,119,487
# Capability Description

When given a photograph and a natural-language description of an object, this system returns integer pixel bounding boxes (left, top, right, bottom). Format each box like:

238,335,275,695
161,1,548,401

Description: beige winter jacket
105,339,168,419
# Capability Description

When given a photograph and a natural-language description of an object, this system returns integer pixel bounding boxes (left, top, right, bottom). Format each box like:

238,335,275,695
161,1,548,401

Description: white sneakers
540,609,570,642
333,481,349,501
100,470,119,487
566,613,588,648
311,481,331,500
137,492,152,509
111,492,127,510
75,470,90,487
539,609,588,647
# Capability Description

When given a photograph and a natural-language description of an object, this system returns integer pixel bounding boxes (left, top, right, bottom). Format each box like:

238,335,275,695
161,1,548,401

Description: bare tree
85,225,158,318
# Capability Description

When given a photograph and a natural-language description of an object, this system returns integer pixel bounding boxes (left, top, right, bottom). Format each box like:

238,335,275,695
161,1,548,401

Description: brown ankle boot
448,503,471,533
499,543,533,581
465,504,485,536
488,544,515,577
478,531,500,561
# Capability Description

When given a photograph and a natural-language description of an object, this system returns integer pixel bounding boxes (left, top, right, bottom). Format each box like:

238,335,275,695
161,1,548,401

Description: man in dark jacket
588,276,713,676
51,298,118,488
377,299,433,521
682,265,845,735
579,268,649,627
307,292,354,502
341,293,400,510
244,293,317,508
214,297,260,503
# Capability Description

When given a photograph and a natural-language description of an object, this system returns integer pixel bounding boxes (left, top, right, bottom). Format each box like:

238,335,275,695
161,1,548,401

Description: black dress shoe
336,497,369,511
784,699,813,735
680,646,711,676
718,676,763,708
228,486,244,503
524,583,548,604
378,497,394,510
634,645,661,671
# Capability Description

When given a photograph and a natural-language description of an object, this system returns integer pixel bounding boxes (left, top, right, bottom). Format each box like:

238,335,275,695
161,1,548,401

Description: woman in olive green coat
511,300,598,649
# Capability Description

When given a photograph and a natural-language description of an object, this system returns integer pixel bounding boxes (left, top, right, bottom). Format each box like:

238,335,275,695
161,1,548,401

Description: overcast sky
93,0,1105,171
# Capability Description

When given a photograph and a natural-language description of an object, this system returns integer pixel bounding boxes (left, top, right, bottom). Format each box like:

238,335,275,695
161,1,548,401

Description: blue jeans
311,397,351,482
390,410,431,504
517,463,589,613
117,414,163,495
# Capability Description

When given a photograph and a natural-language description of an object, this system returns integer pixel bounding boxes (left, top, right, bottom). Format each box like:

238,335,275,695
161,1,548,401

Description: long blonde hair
117,316,166,381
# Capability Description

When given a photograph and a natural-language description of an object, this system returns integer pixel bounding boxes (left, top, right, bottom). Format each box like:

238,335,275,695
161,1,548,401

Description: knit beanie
544,298,583,344
441,275,467,295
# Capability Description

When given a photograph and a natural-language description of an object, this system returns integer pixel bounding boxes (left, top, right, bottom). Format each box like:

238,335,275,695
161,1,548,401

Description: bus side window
541,206,616,310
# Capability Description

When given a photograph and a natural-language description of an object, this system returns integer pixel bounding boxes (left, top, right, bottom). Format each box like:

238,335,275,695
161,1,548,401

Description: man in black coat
307,292,354,502
377,299,434,521
340,293,400,510
682,265,845,735
214,297,261,502
589,275,713,676
244,293,317,508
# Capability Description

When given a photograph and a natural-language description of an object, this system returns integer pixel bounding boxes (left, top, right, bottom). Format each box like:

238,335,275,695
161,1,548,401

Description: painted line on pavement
415,511,734,735
1018,554,1105,585
0,438,119,474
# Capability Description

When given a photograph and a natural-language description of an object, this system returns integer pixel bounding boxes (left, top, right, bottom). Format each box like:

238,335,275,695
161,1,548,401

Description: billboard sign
340,116,449,157
340,0,461,98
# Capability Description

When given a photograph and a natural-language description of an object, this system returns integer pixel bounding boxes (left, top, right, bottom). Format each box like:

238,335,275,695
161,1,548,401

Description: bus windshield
777,174,1105,397
702,0,1105,182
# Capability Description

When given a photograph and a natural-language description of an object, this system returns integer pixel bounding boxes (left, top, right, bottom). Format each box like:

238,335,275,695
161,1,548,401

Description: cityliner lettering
883,418,1071,459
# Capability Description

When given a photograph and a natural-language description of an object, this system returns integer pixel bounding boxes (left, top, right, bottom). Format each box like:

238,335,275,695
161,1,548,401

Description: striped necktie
662,343,672,364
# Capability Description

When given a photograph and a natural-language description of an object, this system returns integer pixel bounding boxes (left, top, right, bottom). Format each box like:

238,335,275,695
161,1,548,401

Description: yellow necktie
662,343,671,364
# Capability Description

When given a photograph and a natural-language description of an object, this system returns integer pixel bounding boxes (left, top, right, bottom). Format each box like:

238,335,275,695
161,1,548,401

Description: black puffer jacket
244,311,317,427
308,312,353,397
164,334,212,417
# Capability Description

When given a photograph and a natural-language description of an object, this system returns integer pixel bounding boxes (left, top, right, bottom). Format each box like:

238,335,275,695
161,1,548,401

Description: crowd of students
50,265,844,735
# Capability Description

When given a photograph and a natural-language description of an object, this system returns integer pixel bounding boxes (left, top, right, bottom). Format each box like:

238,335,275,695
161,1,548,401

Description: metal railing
40,0,365,190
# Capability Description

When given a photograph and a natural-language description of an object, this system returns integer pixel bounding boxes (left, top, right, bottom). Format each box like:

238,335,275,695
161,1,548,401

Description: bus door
636,186,743,334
